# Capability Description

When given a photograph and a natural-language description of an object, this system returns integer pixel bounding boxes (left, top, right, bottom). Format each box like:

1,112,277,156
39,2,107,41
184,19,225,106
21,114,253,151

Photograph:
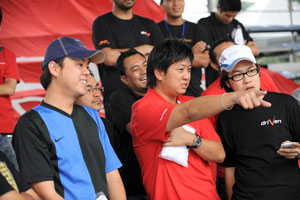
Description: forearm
134,44,154,57
0,78,17,96
225,167,236,200
106,170,126,200
31,181,64,200
168,94,235,131
102,47,129,67
193,139,225,163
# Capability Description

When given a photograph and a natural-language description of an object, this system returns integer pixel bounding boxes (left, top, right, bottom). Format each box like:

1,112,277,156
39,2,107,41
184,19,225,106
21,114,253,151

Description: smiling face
161,0,185,19
56,57,90,98
157,57,191,100
121,53,147,96
226,60,260,92
75,75,102,111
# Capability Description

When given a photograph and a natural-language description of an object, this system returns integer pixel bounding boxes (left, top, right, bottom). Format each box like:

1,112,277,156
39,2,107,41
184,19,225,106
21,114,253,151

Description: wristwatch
190,135,202,149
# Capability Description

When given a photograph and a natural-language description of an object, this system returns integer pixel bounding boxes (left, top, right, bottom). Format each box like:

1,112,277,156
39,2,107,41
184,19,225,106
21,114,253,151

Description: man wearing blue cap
217,45,300,200
13,37,126,200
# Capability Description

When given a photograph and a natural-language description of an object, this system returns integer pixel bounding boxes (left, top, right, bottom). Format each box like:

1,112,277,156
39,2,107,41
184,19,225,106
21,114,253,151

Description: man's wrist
188,135,202,149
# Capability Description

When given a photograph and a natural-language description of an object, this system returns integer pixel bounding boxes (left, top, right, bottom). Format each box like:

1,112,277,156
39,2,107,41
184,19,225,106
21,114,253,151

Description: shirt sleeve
13,111,54,184
94,112,122,173
2,48,20,81
131,100,177,145
239,22,253,42
92,16,115,50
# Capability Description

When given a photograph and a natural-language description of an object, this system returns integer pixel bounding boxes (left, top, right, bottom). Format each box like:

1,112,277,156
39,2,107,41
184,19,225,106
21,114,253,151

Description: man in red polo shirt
0,8,20,170
131,39,271,200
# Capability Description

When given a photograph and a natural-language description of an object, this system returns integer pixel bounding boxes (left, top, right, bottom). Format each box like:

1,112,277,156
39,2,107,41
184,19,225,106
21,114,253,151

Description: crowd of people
1,0,300,199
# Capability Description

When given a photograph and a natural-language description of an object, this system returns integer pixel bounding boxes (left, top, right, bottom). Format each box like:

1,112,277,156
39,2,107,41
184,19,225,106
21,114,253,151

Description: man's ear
48,61,60,77
154,69,164,81
210,61,220,72
120,75,128,85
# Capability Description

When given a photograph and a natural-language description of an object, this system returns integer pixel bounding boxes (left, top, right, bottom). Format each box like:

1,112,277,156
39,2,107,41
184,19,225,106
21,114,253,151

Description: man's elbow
215,150,226,163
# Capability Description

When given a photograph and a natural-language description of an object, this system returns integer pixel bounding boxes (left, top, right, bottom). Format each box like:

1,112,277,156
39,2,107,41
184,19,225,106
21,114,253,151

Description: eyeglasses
228,68,259,82
86,86,104,93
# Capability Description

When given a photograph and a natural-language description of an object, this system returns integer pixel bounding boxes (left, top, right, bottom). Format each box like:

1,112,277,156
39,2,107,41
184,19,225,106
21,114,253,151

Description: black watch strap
190,135,202,149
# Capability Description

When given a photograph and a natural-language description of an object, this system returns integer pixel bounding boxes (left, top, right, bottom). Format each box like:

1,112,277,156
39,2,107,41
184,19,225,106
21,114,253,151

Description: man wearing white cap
13,37,126,200
217,44,300,200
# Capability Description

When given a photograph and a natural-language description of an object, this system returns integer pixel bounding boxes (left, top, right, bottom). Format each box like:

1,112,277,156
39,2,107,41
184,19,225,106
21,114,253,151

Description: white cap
219,45,256,72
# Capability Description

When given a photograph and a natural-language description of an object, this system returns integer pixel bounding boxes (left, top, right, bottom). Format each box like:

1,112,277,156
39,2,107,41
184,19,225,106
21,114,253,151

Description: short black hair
209,38,235,65
40,57,65,90
117,48,145,76
0,8,2,26
218,0,241,12
147,39,194,88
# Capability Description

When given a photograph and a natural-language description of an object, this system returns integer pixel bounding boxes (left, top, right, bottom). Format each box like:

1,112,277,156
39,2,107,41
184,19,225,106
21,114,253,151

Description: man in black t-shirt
158,0,210,97
110,49,147,199
217,45,300,200
92,0,163,119
198,0,259,87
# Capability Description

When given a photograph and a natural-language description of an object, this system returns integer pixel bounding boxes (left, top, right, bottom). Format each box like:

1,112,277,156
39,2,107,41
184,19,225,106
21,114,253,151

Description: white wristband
220,93,233,111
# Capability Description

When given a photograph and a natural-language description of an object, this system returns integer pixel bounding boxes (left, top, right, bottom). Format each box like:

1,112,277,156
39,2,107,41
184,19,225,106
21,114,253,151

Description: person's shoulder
185,20,197,28
264,92,296,106
157,20,164,27
134,14,156,24
0,47,16,57
18,108,41,123
93,12,113,23
197,13,213,24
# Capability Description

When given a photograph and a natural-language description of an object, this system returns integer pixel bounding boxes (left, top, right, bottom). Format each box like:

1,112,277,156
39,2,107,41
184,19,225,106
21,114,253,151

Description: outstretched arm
166,90,271,132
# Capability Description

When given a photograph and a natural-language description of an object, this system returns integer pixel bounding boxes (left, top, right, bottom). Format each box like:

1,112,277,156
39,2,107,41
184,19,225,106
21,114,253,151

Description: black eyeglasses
228,68,259,82
86,86,104,93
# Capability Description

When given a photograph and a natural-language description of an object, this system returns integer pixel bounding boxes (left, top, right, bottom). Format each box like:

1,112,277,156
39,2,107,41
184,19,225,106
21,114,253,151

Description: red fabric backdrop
0,0,165,57
0,0,298,117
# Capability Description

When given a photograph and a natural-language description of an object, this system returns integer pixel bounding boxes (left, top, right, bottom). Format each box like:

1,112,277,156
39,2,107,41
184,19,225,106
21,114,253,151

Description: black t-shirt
158,20,208,97
92,12,163,108
198,12,253,87
217,92,300,200
0,151,30,195
109,86,146,196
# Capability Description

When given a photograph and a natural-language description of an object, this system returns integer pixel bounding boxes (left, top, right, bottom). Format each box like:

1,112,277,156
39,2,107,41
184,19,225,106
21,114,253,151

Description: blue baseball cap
41,36,105,69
